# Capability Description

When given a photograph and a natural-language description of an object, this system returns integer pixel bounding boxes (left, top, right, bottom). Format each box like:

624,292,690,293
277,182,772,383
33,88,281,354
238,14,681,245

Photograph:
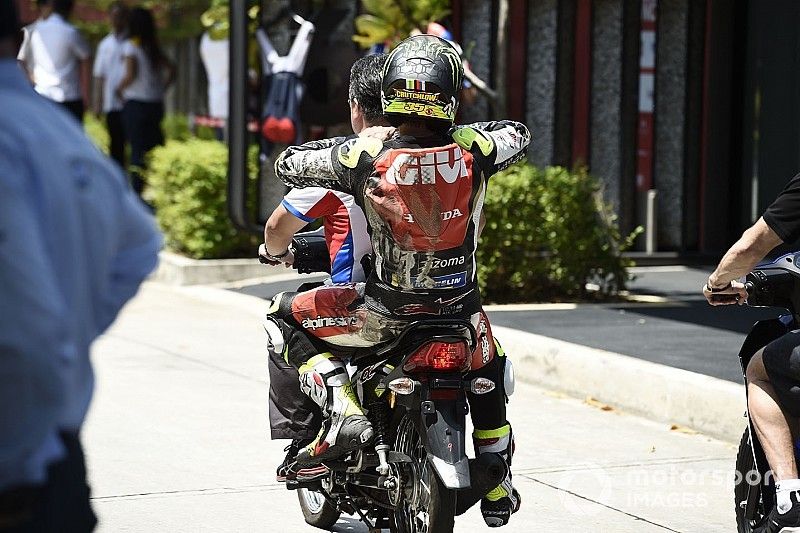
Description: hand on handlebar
703,279,748,306
258,243,294,268
280,248,294,268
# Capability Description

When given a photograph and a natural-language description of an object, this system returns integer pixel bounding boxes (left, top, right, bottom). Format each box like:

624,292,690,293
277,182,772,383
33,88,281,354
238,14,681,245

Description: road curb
151,252,274,286
493,325,746,443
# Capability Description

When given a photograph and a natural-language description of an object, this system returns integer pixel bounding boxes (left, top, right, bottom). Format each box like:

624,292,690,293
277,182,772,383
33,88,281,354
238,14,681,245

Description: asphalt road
229,267,784,383
85,283,737,532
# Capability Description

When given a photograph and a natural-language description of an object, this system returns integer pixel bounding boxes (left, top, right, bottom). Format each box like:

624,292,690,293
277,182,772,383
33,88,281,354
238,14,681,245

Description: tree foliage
73,0,213,42
353,0,450,48
146,139,259,259
477,163,640,302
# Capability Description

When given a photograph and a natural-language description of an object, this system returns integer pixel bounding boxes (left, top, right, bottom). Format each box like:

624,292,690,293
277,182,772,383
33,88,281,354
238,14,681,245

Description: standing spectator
17,0,48,80
0,1,162,531
115,7,175,196
17,0,91,123
92,2,129,168
199,0,229,141
199,30,229,140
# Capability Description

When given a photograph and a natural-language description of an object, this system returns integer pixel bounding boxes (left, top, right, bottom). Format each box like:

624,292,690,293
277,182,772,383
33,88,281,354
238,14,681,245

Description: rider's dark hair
349,54,387,122
52,0,75,17
128,7,167,69
385,115,451,135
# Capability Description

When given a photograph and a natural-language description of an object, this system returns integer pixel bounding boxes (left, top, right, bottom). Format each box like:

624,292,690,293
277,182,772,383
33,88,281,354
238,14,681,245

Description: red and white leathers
282,186,371,283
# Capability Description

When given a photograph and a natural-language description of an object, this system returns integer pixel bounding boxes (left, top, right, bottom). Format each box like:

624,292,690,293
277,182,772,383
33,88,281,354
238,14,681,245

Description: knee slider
494,340,515,397
262,316,285,355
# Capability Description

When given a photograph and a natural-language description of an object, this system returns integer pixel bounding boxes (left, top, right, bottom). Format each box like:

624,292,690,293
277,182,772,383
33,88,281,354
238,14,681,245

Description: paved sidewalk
83,283,737,532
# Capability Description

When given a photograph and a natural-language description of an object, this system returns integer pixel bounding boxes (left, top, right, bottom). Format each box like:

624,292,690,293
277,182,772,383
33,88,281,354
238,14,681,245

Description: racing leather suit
272,121,530,361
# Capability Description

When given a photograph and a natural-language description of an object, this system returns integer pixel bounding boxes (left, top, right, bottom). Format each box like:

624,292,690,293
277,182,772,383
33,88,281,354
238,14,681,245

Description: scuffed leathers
474,424,521,527
273,120,530,331
276,284,500,373
295,352,374,464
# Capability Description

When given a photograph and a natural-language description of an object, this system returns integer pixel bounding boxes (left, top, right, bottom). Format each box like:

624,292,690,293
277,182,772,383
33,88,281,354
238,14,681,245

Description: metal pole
493,0,509,119
645,189,658,254
227,0,259,233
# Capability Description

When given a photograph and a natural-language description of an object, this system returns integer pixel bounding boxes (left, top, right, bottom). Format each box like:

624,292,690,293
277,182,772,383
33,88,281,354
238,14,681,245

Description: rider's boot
474,424,521,527
755,485,800,532
294,353,373,465
276,438,307,482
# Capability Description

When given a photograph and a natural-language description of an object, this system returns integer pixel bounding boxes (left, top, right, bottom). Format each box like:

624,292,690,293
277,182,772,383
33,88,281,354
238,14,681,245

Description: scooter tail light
403,341,470,373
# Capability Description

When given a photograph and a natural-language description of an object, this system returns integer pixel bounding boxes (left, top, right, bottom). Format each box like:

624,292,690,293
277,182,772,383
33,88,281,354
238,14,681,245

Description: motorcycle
732,251,800,532
274,232,510,533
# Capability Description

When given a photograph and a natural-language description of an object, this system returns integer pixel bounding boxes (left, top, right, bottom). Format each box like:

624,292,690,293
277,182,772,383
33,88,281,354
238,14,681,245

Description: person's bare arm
704,217,783,305
258,205,308,266
80,57,91,108
115,56,137,100
92,76,104,116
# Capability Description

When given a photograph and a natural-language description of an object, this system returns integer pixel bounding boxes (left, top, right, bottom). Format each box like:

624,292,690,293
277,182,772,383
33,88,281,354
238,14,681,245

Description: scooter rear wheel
735,428,767,533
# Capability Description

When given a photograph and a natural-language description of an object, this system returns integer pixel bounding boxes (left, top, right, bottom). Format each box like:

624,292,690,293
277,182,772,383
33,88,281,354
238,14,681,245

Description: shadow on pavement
332,516,368,532
612,301,785,335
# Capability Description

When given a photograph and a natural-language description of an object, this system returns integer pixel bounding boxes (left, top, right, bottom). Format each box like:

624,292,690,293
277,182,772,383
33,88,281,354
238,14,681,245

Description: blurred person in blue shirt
0,2,162,530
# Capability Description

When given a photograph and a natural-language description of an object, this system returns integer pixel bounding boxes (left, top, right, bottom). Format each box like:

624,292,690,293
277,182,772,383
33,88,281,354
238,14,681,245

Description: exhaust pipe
455,453,508,516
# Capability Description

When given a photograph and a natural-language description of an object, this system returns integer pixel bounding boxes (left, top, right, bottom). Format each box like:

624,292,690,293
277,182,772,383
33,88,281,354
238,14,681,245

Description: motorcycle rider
268,35,529,527
260,53,389,483
704,174,800,532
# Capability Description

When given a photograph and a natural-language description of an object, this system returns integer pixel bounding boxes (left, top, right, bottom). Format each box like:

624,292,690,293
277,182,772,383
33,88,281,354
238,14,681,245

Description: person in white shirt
0,1,162,529
17,0,91,123
115,7,175,196
199,30,229,140
92,2,128,167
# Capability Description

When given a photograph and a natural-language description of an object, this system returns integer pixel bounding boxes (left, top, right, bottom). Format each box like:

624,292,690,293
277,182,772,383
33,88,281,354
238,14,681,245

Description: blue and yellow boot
474,424,521,527
295,353,374,464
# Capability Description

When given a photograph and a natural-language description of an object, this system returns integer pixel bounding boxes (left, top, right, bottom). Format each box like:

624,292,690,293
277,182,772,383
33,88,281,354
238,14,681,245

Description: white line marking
483,303,578,311
628,265,699,274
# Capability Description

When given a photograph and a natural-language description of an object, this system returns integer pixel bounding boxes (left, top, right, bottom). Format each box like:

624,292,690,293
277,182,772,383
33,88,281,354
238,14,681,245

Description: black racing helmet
381,34,464,127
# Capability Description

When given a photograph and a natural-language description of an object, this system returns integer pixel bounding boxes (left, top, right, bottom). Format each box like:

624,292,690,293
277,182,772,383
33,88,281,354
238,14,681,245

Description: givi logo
385,147,468,185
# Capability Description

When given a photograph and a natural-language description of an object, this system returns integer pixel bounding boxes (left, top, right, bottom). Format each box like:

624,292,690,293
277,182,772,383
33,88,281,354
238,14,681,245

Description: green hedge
146,139,258,259
84,113,216,151
161,113,218,142
85,113,110,154
477,163,639,302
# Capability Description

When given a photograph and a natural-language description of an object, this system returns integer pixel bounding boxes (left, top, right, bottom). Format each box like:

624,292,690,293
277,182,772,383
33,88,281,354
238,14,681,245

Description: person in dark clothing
92,2,129,167
704,173,800,532
115,7,174,196
264,54,389,485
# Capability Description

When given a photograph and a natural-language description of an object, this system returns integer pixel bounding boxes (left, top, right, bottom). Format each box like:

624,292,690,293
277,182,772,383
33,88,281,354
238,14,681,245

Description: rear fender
738,316,793,376
417,398,470,489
